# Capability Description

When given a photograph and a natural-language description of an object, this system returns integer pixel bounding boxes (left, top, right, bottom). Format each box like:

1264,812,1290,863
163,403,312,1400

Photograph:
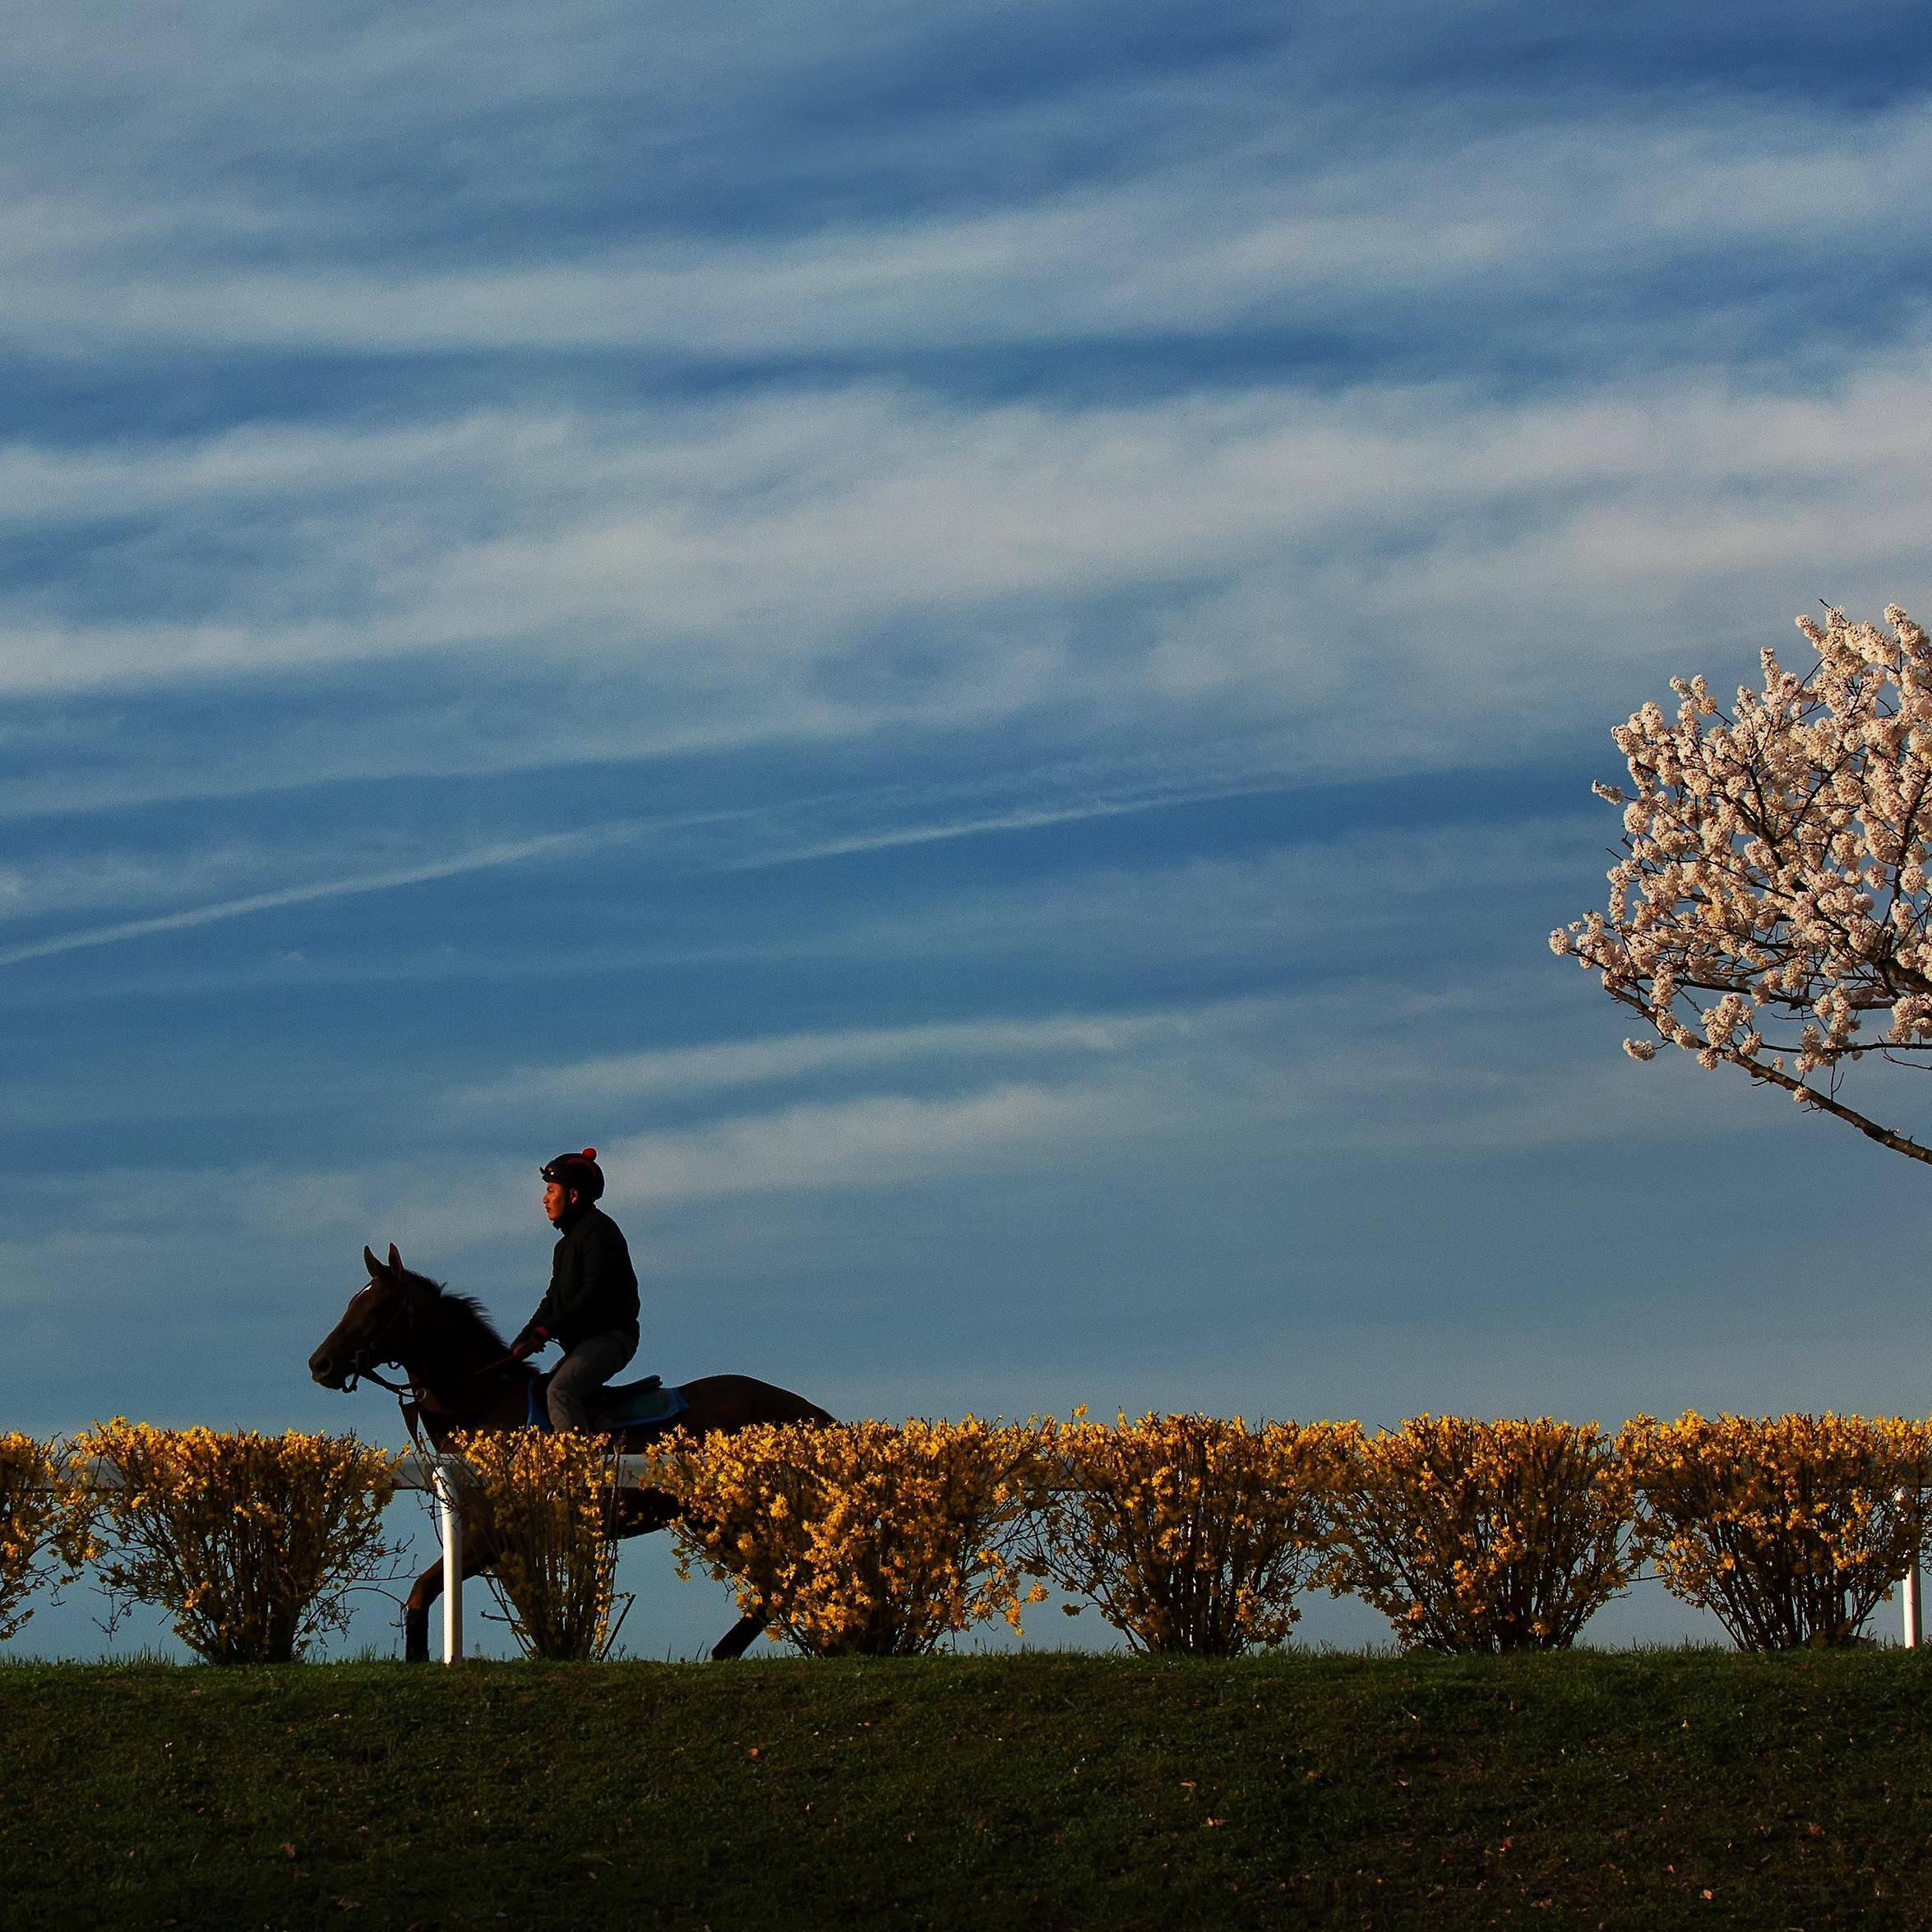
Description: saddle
526,1370,691,1435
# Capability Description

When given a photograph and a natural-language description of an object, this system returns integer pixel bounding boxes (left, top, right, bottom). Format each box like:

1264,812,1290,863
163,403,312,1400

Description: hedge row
3,1412,1927,1663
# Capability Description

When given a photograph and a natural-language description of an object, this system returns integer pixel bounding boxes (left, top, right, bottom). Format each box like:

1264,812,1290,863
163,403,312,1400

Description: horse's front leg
403,1552,441,1662
402,1514,497,1662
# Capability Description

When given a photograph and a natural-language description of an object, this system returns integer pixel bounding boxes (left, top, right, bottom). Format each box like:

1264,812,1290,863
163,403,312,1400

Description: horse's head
308,1243,422,1389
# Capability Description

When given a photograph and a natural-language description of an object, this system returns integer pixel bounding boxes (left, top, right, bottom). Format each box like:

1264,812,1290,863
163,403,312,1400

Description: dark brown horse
308,1243,834,1662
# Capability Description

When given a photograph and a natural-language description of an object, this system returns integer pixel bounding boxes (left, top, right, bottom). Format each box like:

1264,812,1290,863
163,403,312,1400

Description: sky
8,0,1932,1656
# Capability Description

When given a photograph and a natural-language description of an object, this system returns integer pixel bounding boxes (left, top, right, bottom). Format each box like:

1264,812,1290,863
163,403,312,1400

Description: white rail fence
31,1462,1932,1664
44,1451,659,1665
393,1450,661,1664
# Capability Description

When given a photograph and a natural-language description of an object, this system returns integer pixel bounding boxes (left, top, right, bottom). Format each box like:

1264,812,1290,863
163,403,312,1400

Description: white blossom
1560,604,1932,1163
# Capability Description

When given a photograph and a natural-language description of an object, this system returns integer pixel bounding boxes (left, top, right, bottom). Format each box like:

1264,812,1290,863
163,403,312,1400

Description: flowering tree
1553,604,1932,1163
1618,1412,1932,1650
1037,1412,1354,1656
646,1417,1050,1656
1328,1417,1637,1652
75,1421,400,1663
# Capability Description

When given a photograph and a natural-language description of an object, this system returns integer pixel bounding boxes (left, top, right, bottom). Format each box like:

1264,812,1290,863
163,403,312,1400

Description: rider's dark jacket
517,1204,640,1353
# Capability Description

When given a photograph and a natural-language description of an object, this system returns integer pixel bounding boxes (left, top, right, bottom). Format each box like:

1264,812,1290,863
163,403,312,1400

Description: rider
508,1149,640,1432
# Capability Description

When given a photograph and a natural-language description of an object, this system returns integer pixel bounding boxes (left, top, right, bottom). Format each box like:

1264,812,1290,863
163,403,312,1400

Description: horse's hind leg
711,1611,766,1661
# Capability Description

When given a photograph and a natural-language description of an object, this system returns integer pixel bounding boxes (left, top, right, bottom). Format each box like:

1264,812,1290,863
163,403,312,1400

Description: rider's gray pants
547,1329,638,1432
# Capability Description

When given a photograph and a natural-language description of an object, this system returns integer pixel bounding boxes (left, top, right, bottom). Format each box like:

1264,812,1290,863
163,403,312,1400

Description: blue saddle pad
604,1375,690,1430
526,1371,689,1433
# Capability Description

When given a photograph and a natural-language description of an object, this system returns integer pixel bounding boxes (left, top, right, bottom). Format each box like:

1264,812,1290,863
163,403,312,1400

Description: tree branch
1734,1054,1932,1162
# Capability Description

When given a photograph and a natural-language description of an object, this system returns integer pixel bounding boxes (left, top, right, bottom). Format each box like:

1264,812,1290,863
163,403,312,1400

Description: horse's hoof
404,1611,431,1663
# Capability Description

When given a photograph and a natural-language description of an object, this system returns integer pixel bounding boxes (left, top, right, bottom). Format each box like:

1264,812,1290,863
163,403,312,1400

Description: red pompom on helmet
539,1147,605,1201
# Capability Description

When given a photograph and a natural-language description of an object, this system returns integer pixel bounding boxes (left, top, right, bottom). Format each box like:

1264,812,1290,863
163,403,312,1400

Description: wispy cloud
797,811,1607,973
450,1009,1212,1113
45,970,1784,1260
523,976,1800,1211
5,346,1932,831
600,1081,1130,1204
7,80,1932,363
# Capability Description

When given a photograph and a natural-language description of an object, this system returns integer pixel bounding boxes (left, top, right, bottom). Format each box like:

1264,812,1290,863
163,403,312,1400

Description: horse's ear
363,1245,387,1281
387,1242,403,1273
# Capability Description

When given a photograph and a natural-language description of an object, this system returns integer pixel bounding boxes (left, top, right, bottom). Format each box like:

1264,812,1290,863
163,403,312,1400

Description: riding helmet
540,1147,605,1200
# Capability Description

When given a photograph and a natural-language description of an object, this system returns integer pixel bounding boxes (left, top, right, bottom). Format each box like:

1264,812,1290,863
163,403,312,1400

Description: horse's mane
403,1268,511,1352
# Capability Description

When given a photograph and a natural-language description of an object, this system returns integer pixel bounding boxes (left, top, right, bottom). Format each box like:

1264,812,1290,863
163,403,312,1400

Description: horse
308,1243,834,1662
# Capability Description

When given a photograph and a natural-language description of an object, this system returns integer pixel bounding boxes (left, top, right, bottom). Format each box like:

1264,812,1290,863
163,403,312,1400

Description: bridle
341,1283,417,1398
340,1278,525,1441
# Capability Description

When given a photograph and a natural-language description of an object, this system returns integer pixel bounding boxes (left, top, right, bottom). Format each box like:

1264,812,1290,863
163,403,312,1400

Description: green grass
3,1648,1930,1930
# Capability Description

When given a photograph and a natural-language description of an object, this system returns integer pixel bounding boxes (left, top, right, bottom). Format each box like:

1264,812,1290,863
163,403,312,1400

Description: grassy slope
2,1650,1930,1930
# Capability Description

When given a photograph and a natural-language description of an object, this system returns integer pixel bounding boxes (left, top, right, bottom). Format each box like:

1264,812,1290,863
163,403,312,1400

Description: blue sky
8,2,1932,1652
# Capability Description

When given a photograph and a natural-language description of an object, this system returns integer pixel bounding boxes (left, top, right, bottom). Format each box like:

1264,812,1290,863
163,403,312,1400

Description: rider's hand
509,1333,542,1361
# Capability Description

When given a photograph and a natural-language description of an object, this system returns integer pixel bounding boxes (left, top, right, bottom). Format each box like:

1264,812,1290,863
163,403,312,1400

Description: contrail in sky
0,829,617,968
0,752,1302,969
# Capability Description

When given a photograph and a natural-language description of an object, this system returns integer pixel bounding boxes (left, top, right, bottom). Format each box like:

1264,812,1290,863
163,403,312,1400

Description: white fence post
1897,1485,1924,1649
432,1455,464,1665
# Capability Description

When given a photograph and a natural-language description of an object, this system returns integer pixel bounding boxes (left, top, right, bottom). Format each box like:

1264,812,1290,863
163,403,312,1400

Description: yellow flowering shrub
0,1433,90,1641
1618,1412,1932,1649
451,1429,626,1662
1329,1417,1637,1652
1036,1412,1355,1656
74,1421,400,1664
648,1417,1050,1656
